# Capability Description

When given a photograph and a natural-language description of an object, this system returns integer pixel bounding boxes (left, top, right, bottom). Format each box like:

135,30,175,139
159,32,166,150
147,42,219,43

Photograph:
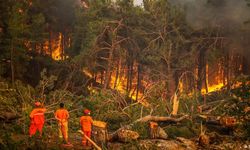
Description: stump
149,122,168,139
92,120,108,146
199,134,210,146
149,121,158,139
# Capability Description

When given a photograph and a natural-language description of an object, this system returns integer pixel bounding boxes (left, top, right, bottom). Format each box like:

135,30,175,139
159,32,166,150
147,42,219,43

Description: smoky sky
169,0,250,68
170,0,250,30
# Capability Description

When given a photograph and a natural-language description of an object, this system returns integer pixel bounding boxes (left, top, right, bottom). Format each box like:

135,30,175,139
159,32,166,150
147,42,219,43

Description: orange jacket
55,109,69,122
30,108,46,125
80,116,93,131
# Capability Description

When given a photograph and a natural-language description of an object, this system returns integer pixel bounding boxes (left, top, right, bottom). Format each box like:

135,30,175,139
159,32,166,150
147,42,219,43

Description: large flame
85,62,148,106
201,63,225,94
51,33,62,60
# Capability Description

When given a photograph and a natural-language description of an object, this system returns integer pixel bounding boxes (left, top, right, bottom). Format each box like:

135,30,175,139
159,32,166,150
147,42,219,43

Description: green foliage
131,122,149,139
164,125,196,139
178,92,201,114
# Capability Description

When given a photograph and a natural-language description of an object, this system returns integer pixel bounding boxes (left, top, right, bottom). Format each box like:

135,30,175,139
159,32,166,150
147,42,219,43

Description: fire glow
51,33,62,60
85,63,148,106
201,63,225,94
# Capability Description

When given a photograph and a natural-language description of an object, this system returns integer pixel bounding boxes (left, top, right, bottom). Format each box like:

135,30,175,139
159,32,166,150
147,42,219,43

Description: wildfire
201,83,224,94
84,62,148,106
51,33,62,60
201,62,225,94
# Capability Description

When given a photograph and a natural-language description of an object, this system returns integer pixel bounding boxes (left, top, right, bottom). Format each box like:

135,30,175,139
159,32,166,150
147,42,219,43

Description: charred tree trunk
225,51,230,90
49,31,52,57
204,62,209,93
165,46,176,98
197,49,206,92
10,40,15,87
114,59,120,89
104,45,114,89
129,60,134,94
101,71,104,84
40,43,44,55
136,64,141,101
242,56,250,75
61,32,65,60
126,57,133,94
167,65,176,98
126,61,130,93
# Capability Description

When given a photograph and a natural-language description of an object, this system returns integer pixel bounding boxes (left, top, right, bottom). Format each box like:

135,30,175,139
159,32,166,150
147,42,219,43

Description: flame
201,63,225,94
51,33,62,60
83,69,93,78
201,83,224,94
84,62,148,106
178,81,183,93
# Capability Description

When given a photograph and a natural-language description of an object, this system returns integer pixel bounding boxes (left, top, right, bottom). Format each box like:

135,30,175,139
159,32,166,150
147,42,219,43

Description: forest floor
4,126,250,150
0,78,249,149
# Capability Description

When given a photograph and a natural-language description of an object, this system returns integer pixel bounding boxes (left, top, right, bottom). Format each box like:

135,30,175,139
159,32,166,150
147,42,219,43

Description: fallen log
109,115,188,142
196,115,237,127
0,112,21,122
109,129,139,142
133,114,189,124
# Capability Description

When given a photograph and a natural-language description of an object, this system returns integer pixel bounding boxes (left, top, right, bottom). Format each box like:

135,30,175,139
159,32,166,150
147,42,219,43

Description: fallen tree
133,114,189,124
108,115,189,142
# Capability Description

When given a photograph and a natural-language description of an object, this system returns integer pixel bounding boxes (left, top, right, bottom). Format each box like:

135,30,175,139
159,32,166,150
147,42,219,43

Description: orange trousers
82,131,91,146
29,123,44,137
58,121,68,142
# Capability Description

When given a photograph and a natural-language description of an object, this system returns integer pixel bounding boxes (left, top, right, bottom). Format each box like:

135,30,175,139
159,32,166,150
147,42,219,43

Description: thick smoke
170,0,250,30
170,0,250,72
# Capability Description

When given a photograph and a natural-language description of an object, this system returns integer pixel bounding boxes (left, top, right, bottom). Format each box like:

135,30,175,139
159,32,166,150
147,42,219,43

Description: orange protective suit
29,108,46,137
55,108,69,142
80,116,93,145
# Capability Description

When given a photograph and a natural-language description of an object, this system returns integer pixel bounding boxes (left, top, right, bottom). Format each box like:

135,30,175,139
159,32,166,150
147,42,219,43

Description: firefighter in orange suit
80,109,93,146
55,103,70,144
29,102,46,137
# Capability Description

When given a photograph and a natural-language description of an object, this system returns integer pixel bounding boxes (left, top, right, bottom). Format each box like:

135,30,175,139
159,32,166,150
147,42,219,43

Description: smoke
170,0,250,30
170,0,250,70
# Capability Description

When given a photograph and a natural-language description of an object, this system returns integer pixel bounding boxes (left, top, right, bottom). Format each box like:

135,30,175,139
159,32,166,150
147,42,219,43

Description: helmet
35,101,41,107
84,109,91,115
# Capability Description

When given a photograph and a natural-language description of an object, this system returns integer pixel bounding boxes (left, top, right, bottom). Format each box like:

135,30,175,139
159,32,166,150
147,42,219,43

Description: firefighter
55,103,70,144
29,102,46,137
80,109,93,146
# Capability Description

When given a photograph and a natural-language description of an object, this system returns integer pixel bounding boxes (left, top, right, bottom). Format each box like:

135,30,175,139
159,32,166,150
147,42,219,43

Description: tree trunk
61,32,65,60
166,46,176,98
101,71,104,84
167,66,176,98
10,40,15,87
49,30,52,57
113,59,120,89
225,51,230,90
242,56,250,75
197,49,206,92
129,61,134,92
136,64,141,101
126,60,130,92
204,62,209,93
104,45,114,89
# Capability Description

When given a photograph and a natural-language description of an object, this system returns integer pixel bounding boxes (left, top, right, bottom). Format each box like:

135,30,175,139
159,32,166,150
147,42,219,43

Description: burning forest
0,0,249,149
